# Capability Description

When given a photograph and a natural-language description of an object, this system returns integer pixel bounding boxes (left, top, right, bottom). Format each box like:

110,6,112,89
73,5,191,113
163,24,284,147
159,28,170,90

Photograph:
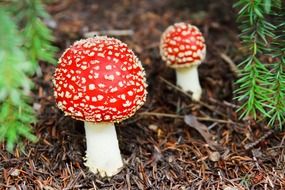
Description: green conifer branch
234,0,275,119
235,0,285,129
0,0,57,151
11,0,58,73
0,9,37,151
267,5,285,128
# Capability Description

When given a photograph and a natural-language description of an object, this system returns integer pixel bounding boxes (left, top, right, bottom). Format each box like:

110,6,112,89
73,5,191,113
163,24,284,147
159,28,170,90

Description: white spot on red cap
81,65,87,70
110,98,117,103
89,84,95,90
97,95,104,101
92,97,97,102
110,87,118,93
68,107,74,112
121,94,126,100
98,83,105,88
74,95,79,100
58,92,64,97
94,73,99,79
104,74,115,81
65,91,72,98
118,81,124,87
105,65,112,70
123,100,132,107
97,53,104,57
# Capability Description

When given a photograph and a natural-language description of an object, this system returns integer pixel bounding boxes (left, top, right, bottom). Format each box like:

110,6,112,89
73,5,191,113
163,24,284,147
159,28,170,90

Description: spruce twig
235,0,285,129
0,9,37,151
0,0,57,151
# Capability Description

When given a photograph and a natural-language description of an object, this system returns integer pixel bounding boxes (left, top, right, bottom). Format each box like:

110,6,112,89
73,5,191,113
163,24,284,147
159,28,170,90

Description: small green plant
234,0,285,129
0,0,57,151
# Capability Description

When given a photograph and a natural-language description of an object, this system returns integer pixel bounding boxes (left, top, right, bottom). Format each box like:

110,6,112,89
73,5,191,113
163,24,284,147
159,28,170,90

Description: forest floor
0,0,284,189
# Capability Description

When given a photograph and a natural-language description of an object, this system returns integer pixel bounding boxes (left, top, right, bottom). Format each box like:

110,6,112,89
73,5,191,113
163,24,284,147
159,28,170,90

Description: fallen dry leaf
184,115,224,151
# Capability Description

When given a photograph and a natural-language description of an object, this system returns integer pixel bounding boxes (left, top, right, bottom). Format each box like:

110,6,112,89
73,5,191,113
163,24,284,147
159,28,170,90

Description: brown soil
0,0,284,189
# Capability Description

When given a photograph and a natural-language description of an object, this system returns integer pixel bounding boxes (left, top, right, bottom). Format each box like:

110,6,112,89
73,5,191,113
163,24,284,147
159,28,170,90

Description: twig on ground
46,0,73,13
209,97,239,109
160,77,228,118
219,52,239,77
138,111,244,126
84,29,134,38
139,112,183,119
244,130,275,150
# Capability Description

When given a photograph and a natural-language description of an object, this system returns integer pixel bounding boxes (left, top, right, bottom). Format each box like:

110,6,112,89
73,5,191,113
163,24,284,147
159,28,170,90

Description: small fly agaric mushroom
53,36,147,177
160,22,206,101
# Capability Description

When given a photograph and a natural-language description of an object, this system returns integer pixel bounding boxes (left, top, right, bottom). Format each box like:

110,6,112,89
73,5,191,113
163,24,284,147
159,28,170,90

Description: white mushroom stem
84,122,123,177
175,65,202,101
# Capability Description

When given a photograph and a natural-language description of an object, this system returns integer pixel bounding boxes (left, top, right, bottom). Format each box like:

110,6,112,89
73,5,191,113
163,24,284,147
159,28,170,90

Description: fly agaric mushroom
160,22,206,101
53,36,147,177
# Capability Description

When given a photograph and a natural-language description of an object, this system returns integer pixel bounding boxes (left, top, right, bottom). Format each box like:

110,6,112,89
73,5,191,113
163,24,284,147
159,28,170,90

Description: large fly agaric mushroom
53,36,147,177
160,22,206,101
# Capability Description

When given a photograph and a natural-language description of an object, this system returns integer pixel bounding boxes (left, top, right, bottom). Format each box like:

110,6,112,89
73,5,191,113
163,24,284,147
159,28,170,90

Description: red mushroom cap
53,36,147,123
160,22,206,68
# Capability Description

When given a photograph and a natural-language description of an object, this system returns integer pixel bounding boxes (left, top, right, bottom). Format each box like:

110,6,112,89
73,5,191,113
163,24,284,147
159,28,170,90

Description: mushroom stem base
84,122,123,177
176,65,202,101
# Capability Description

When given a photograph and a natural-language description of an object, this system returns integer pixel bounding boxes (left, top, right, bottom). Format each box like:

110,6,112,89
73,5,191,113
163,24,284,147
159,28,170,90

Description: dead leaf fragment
184,115,223,151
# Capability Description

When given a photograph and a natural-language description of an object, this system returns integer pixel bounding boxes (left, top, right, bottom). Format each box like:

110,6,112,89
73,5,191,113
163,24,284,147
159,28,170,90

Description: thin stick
209,97,239,109
244,130,275,150
139,112,183,119
84,29,134,38
138,112,242,126
219,53,239,77
159,77,227,117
